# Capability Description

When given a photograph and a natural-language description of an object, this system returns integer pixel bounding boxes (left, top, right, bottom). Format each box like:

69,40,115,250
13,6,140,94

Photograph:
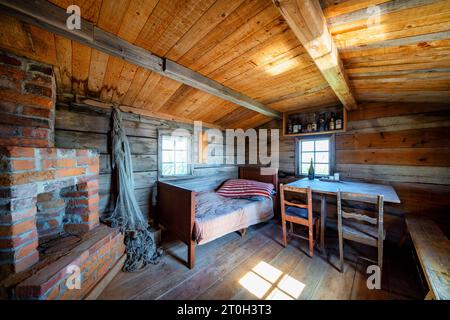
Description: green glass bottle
308,158,315,180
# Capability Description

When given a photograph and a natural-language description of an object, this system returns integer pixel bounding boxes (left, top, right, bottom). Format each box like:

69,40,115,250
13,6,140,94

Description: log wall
55,103,237,220
262,102,450,240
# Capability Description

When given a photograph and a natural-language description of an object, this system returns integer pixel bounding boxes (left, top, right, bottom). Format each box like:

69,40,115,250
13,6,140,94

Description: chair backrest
337,191,384,228
279,184,313,223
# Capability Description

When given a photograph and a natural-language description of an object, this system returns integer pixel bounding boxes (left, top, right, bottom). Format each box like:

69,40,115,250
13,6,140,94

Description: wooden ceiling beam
273,0,358,110
0,0,282,119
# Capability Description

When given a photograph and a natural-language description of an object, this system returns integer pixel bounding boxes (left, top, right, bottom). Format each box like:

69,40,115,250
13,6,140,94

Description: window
296,136,334,177
159,132,193,177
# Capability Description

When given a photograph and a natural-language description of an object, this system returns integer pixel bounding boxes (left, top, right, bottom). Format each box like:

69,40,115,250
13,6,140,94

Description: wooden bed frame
156,166,278,269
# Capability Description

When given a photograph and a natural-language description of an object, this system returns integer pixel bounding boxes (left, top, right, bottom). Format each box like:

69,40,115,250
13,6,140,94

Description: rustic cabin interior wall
260,102,450,240
54,103,237,221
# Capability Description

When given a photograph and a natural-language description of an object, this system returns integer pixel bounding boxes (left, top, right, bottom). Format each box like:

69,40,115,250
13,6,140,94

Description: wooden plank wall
55,103,237,220
261,102,450,240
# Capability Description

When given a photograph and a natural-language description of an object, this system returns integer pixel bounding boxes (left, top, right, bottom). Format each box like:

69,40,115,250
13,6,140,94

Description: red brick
78,180,98,191
0,207,36,225
0,170,55,186
76,157,97,166
39,148,57,158
22,127,50,139
57,158,76,168
0,101,18,114
67,195,98,207
87,164,99,174
0,229,37,249
0,219,35,237
1,146,35,157
0,65,25,90
0,88,53,109
10,159,35,171
75,150,89,157
82,212,99,223
0,137,50,148
22,106,52,119
41,159,56,169
0,125,20,136
56,168,85,178
12,250,39,273
0,239,39,261
63,188,98,198
46,285,60,300
0,112,51,128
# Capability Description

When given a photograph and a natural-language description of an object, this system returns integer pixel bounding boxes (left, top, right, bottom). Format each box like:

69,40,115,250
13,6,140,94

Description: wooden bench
405,216,450,300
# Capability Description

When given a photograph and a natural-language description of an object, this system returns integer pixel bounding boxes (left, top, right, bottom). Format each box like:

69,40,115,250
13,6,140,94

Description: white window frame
295,135,335,177
158,129,194,179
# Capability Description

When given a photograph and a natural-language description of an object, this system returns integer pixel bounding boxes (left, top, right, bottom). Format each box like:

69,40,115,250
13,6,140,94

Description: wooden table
284,178,401,252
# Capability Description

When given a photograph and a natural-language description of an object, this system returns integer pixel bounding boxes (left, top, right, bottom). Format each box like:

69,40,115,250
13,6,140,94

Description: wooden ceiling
0,0,449,129
323,0,450,103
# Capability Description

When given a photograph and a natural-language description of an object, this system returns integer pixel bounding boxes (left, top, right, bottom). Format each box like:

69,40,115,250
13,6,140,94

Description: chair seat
342,220,386,247
285,206,318,223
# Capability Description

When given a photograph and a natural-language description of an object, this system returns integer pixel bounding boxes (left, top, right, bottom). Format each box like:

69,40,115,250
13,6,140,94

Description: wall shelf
282,105,347,137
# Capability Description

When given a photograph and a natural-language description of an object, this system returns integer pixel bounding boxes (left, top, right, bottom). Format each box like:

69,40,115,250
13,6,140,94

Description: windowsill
159,174,195,181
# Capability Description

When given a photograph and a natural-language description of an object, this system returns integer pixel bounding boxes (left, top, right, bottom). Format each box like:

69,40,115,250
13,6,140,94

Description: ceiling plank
273,0,358,110
0,0,281,119
78,98,224,130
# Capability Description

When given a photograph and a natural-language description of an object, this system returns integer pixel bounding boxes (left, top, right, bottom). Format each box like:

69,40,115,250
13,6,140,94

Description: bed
156,167,278,268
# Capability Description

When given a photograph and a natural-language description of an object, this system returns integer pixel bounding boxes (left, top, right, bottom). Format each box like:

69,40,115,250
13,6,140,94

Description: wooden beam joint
274,0,358,110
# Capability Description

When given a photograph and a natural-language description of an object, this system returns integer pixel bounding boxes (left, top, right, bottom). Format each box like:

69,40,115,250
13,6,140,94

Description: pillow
217,179,275,199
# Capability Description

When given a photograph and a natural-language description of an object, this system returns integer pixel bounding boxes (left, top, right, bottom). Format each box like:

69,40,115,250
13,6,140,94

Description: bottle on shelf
329,112,335,131
318,113,325,131
311,113,317,132
287,117,293,134
336,110,342,130
293,116,300,133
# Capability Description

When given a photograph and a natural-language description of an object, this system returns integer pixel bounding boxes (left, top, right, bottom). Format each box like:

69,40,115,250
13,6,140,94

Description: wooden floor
99,220,424,300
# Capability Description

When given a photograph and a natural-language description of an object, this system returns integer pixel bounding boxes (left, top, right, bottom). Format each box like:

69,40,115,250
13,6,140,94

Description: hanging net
104,106,162,272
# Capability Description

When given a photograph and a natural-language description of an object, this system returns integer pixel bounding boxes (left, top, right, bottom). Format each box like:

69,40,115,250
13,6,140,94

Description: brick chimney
0,51,101,275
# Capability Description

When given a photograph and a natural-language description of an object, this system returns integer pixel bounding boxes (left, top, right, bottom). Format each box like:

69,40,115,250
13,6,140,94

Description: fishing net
104,107,162,272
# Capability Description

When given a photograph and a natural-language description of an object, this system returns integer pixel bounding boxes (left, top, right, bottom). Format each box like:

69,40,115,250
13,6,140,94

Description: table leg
320,194,327,252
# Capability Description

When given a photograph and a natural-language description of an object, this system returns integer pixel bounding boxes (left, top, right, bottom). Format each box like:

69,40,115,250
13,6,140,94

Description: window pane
315,164,329,176
160,133,192,176
162,163,175,176
315,139,329,151
175,137,188,150
301,163,309,175
162,135,173,149
302,141,314,152
162,150,173,162
302,152,314,163
175,163,188,175
315,152,329,164
175,150,187,163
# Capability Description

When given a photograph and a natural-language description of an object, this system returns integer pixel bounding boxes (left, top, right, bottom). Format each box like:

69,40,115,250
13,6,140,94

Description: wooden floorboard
98,220,424,300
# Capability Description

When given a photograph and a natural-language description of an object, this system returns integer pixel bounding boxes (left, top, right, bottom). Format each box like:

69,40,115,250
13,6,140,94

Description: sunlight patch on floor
238,261,306,300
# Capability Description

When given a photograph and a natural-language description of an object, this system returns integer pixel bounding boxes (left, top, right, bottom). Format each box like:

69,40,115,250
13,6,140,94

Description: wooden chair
280,184,320,257
337,191,385,274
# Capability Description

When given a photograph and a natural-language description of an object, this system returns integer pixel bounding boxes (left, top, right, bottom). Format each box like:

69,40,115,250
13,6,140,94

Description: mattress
194,191,274,245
